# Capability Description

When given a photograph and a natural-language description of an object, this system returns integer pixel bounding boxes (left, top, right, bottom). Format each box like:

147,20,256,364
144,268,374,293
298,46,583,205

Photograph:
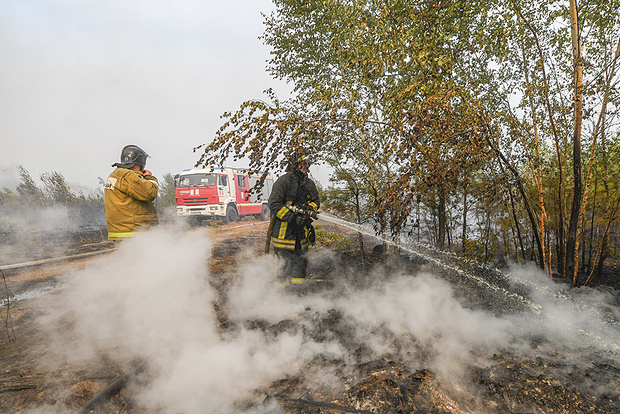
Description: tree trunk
476,98,545,267
585,194,620,286
566,0,583,286
508,186,525,262
501,158,545,268
586,178,597,275
595,231,609,281
484,210,491,263
511,0,562,273
595,179,618,282
462,185,468,253
572,36,620,285
354,187,366,268
417,198,421,243
437,184,446,249
518,31,552,277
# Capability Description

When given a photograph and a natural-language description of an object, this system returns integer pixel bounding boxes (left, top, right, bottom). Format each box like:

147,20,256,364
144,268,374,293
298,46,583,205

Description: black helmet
288,148,312,172
112,145,149,168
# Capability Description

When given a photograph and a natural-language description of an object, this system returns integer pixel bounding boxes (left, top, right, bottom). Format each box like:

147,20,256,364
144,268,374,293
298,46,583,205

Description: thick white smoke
33,225,620,413
37,226,342,413
506,263,620,354
0,205,91,265
334,273,515,379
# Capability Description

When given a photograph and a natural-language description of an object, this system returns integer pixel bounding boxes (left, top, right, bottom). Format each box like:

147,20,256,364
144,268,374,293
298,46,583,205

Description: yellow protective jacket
268,172,320,250
104,168,158,239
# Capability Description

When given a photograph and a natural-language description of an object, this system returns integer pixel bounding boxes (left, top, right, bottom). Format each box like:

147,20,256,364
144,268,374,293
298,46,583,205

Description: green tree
194,0,620,277
15,165,44,207
507,0,619,281
0,188,17,207
196,0,499,243
323,161,375,264
158,172,177,209
40,171,76,205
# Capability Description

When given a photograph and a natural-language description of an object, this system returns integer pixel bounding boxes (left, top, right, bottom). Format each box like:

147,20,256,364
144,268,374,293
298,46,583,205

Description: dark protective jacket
104,168,158,239
268,172,320,250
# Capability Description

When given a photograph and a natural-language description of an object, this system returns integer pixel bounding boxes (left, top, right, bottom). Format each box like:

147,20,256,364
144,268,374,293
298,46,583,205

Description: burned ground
1,218,620,413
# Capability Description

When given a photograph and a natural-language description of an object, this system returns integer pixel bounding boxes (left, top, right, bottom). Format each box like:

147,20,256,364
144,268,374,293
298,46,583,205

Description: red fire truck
175,167,273,224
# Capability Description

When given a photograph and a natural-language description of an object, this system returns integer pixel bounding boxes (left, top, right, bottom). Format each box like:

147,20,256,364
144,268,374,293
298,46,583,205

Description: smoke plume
33,225,620,413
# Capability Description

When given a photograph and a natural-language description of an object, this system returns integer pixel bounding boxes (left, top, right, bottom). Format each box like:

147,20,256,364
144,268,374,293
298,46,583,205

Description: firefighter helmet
113,145,150,168
288,148,312,171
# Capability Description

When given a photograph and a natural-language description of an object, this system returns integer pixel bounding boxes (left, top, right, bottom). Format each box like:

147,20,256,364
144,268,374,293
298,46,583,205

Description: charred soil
1,218,620,413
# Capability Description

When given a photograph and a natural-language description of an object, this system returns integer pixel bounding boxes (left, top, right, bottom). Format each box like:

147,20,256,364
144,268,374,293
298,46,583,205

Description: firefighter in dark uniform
268,152,320,287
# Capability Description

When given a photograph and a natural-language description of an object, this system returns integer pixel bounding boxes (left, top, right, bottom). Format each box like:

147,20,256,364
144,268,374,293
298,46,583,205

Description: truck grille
184,198,209,205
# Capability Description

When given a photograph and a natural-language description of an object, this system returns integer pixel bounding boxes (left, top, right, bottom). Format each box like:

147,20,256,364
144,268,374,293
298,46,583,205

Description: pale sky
0,0,301,193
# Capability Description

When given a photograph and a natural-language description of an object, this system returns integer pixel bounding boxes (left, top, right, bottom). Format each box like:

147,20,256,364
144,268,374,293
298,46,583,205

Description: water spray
318,213,620,354
319,213,541,313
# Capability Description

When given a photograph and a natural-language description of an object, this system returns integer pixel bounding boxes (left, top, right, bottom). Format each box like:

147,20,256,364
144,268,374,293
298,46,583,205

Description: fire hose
74,361,149,413
264,205,319,254
264,214,277,254
74,375,127,414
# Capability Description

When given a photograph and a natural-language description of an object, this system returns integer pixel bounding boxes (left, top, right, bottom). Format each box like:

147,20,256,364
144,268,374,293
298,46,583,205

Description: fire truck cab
175,167,273,224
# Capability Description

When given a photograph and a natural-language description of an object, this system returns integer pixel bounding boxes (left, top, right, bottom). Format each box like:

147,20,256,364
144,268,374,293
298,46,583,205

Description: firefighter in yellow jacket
104,145,158,240
268,151,320,287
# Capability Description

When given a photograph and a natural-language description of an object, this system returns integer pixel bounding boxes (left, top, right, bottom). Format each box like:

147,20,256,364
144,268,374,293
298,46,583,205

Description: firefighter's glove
307,210,319,220
295,214,305,226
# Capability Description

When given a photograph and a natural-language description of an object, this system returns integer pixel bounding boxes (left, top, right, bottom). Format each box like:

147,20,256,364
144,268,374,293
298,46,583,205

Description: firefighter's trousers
274,246,308,287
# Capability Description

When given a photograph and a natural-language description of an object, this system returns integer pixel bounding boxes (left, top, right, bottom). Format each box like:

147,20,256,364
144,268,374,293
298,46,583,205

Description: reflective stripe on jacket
104,168,158,239
268,172,320,250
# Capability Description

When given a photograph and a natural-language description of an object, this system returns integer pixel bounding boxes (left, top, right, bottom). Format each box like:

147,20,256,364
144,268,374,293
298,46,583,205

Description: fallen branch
2,268,16,342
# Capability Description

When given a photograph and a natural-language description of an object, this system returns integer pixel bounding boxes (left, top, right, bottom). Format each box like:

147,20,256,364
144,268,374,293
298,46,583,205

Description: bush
314,224,352,250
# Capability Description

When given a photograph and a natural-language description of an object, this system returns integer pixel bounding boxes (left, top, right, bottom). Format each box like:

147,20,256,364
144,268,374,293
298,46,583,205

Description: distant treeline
0,167,178,235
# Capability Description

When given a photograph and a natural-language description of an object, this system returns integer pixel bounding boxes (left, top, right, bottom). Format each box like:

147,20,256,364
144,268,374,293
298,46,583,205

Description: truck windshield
178,174,217,187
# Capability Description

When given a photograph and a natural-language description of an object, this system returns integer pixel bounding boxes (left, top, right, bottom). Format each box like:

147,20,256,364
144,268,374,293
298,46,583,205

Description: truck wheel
259,204,270,221
225,206,238,223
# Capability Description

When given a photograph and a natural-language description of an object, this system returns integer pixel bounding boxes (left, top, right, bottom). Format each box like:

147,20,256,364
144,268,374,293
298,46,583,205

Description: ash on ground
1,219,620,414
